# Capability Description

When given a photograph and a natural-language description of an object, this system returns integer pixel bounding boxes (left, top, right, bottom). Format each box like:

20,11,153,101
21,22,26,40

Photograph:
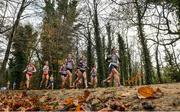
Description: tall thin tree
92,0,105,86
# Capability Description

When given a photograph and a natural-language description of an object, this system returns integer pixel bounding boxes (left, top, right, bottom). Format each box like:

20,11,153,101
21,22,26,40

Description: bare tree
0,0,33,84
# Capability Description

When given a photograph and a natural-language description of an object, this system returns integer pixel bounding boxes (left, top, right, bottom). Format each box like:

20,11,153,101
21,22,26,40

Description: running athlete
90,64,97,88
103,47,121,87
23,62,36,89
59,63,68,89
73,68,83,88
47,75,54,90
7,81,10,90
64,54,74,87
40,61,49,88
73,56,88,88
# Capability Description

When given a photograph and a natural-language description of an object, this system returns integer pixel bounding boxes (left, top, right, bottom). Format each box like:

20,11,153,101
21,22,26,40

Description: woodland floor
0,83,180,111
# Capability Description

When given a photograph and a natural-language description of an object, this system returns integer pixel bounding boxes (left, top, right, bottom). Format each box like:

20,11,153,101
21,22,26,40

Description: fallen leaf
121,92,130,97
153,88,163,98
137,86,155,99
98,107,112,112
64,97,74,105
172,97,180,106
42,105,53,111
12,100,24,110
21,91,28,98
156,88,161,93
39,96,47,103
108,99,126,111
84,90,90,100
75,104,83,111
77,95,85,104
3,106,10,111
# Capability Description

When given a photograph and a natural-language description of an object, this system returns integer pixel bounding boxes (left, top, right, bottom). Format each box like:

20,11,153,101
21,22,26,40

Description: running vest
43,65,49,74
78,60,86,70
66,58,73,69
91,67,96,76
50,76,54,82
27,64,35,72
109,54,119,67
111,54,118,63
60,66,66,74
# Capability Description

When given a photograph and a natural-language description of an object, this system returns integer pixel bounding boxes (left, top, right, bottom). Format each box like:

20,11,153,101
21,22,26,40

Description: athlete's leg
91,76,95,88
73,69,82,88
112,68,120,87
67,70,73,87
26,74,30,89
51,82,54,90
104,72,113,83
40,74,45,88
61,75,66,89
94,77,97,88
83,71,88,88
104,65,114,83
90,76,93,86
45,74,49,87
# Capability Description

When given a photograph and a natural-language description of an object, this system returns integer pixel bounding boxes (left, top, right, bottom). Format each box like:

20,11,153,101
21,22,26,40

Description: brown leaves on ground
0,83,180,111
61,90,91,111
0,91,39,111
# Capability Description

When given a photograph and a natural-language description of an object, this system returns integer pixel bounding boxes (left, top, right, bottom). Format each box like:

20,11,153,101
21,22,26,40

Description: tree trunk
127,49,132,77
171,44,180,71
106,22,112,54
125,33,132,78
135,0,153,84
155,44,162,83
0,0,27,84
87,27,94,82
164,45,173,66
102,36,109,85
75,37,80,66
93,0,105,87
118,33,128,85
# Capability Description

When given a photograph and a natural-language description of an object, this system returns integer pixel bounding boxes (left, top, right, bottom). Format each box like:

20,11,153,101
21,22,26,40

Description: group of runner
23,47,121,89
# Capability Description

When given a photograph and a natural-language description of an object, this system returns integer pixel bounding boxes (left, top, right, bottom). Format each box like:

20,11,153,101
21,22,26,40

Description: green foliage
163,65,180,82
8,24,37,89
163,47,180,82
41,0,78,69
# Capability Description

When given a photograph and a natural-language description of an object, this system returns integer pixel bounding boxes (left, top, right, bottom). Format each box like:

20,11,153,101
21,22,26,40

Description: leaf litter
0,83,180,111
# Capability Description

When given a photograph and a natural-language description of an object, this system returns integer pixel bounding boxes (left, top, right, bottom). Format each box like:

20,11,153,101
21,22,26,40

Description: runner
47,75,54,90
59,63,68,89
73,56,88,88
40,61,49,88
103,47,121,87
90,64,97,88
23,61,36,89
73,68,83,88
7,81,10,90
64,53,74,87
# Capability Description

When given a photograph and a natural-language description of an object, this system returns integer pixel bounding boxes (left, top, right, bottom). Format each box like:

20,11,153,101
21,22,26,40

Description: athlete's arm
33,65,37,72
23,67,27,73
106,55,111,62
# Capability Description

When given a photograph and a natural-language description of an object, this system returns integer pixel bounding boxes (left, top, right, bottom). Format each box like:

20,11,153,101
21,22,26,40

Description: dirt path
0,83,180,111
